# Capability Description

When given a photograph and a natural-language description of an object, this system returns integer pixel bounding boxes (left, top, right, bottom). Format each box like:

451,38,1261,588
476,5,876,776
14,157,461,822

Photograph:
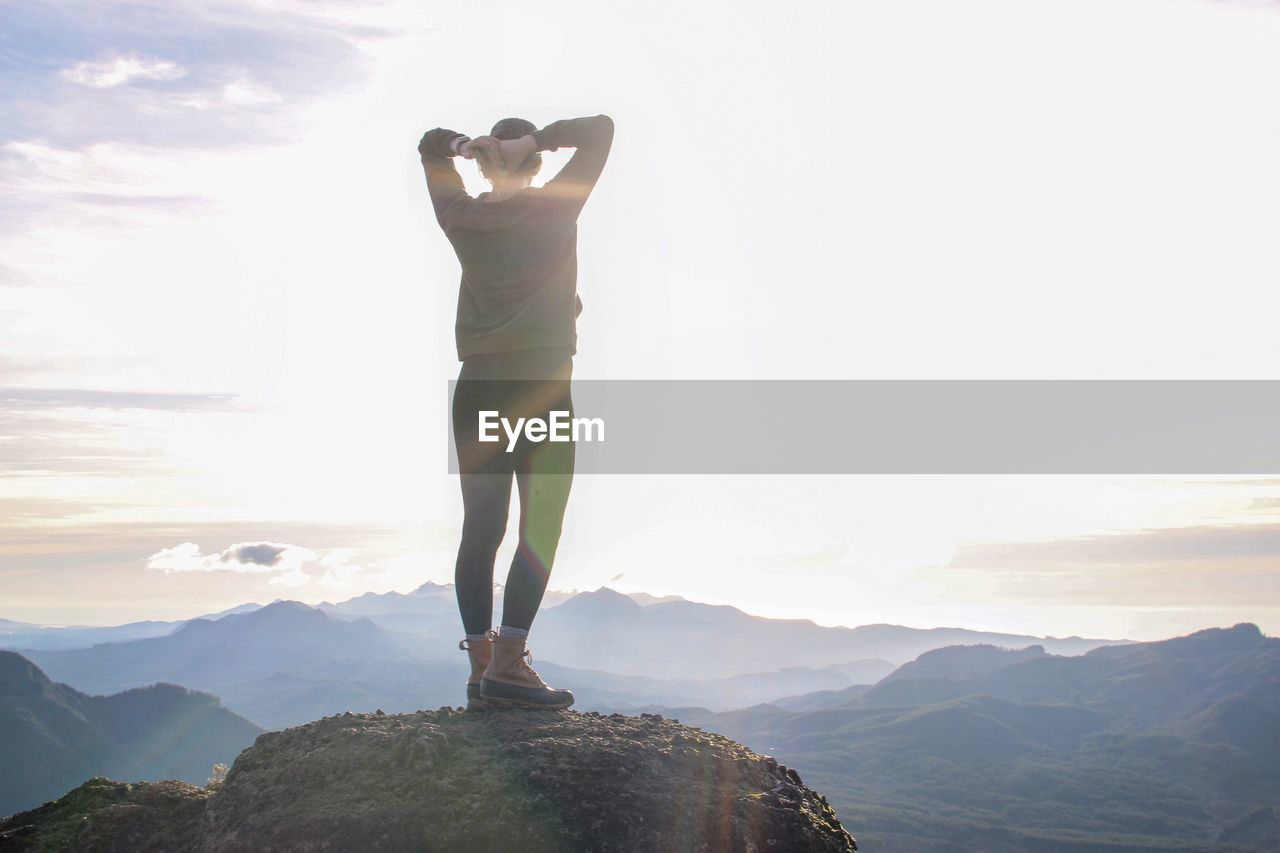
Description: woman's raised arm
528,115,615,219
418,127,472,229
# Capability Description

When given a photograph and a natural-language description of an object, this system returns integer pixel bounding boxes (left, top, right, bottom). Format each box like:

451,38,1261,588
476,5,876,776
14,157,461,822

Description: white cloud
63,55,187,89
175,95,215,111
222,79,283,106
315,547,363,590
146,540,318,576
316,549,447,594
268,565,314,587
0,139,228,207
142,541,441,593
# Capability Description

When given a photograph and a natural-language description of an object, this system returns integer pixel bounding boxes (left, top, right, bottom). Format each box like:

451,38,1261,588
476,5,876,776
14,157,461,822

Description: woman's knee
460,511,508,555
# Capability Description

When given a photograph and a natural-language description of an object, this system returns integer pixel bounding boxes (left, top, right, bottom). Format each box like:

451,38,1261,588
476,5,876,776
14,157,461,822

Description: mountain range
0,650,260,817
0,603,262,651
10,587,1127,729
3,586,1275,849
657,623,1280,851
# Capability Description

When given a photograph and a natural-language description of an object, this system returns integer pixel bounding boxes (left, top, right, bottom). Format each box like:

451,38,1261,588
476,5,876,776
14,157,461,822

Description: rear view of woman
418,114,614,710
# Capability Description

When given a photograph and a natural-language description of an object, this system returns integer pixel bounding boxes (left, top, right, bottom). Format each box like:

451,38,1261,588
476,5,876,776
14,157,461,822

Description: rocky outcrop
0,778,207,853
0,707,856,852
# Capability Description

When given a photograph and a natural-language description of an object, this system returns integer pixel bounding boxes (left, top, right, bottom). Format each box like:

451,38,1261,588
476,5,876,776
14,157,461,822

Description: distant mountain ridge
3,585,1129,666
0,651,260,818
19,599,899,728
0,585,621,652
522,587,1127,679
23,601,426,699
16,591,1134,730
0,602,266,652
660,622,1280,851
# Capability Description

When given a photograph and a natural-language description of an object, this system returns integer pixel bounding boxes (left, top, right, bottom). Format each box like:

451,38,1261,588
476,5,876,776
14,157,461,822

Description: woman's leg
500,381,576,632
452,368,515,637
475,358,577,709
454,472,512,636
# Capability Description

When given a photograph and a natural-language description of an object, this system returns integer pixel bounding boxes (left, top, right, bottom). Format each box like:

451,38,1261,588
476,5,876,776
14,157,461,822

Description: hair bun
487,117,542,175
490,117,538,140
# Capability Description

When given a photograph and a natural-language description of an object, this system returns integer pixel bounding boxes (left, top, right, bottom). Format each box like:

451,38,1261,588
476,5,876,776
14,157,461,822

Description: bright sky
2,0,1278,639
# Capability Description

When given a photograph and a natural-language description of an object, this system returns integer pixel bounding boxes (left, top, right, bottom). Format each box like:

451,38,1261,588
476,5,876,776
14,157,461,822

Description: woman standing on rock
418,114,614,711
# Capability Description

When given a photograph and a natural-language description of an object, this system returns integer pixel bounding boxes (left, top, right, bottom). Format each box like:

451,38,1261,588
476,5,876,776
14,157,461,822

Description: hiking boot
479,628,575,710
458,635,497,711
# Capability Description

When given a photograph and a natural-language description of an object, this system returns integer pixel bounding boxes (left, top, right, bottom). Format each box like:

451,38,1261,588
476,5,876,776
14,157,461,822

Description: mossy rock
2,708,856,852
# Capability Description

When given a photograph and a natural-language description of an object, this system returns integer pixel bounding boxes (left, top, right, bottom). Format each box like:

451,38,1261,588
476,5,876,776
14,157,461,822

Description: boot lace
485,629,551,687
516,648,548,685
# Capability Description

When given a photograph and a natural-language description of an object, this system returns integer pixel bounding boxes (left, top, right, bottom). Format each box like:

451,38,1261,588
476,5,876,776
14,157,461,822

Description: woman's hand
494,136,536,170
460,136,504,172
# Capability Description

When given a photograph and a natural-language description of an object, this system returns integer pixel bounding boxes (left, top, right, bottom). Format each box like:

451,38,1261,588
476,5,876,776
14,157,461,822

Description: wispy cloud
0,387,246,412
0,410,177,479
0,519,405,561
939,522,1280,608
0,497,119,521
62,54,186,88
0,389,253,481
0,0,387,151
312,549,449,594
0,387,247,412
952,523,1280,565
220,78,282,106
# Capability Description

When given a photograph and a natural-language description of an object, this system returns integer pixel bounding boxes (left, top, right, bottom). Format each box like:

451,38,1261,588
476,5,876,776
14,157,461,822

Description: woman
418,114,614,710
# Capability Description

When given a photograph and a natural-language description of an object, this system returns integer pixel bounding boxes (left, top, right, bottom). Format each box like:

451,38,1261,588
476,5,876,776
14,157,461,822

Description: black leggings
452,346,575,635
